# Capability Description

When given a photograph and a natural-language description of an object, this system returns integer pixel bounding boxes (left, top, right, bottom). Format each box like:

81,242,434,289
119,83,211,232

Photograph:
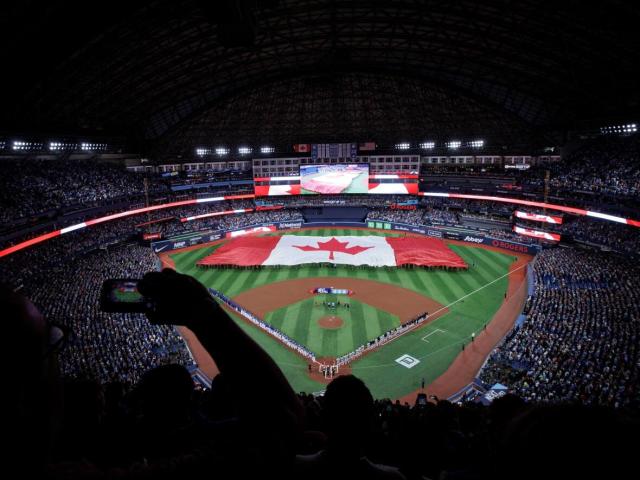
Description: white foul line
421,328,446,342
355,262,528,358
429,262,528,318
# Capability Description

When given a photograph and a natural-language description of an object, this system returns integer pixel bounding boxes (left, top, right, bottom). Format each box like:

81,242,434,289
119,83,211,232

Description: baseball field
166,227,528,400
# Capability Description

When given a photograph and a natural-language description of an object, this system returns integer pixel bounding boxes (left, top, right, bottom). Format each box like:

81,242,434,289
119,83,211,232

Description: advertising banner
143,232,162,241
151,220,540,256
276,221,303,230
152,231,222,253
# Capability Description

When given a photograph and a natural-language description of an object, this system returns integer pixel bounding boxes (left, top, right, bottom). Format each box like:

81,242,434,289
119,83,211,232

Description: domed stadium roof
1,0,638,156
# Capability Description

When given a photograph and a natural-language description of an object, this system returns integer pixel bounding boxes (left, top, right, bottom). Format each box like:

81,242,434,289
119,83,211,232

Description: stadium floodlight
469,140,485,148
81,142,108,151
419,141,435,149
601,123,637,135
215,147,229,156
447,140,461,149
260,146,275,154
196,148,211,156
238,146,252,155
395,142,411,150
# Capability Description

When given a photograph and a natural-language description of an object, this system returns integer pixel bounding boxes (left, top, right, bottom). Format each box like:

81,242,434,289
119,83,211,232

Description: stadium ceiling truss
1,0,639,157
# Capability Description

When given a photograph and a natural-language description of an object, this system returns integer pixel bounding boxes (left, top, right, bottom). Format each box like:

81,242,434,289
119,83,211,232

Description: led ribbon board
514,210,563,224
513,226,560,241
2,191,638,259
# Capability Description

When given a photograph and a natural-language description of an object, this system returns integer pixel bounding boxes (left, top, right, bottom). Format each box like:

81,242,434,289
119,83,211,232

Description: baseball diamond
166,227,528,399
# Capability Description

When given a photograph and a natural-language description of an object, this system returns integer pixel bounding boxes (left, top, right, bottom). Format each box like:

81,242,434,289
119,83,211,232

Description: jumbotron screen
253,166,418,196
300,164,369,194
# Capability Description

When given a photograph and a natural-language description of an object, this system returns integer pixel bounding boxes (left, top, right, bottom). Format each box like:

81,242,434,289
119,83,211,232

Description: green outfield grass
169,228,517,398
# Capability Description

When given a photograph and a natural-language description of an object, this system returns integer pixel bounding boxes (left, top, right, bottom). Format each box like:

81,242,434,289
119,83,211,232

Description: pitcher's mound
318,315,344,329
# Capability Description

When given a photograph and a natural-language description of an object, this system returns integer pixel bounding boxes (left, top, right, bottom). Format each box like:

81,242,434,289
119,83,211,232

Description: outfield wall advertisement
366,220,540,254
152,231,223,253
151,221,304,253
152,219,538,255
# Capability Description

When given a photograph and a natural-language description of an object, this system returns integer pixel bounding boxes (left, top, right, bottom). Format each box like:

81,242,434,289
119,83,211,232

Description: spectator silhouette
127,364,199,461
296,375,405,479
2,270,306,478
1,284,63,476
497,404,637,480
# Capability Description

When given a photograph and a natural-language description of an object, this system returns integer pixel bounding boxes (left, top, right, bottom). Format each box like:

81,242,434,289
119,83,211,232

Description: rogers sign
491,239,529,253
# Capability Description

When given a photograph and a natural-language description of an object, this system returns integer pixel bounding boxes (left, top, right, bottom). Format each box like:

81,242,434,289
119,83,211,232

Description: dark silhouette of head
136,363,195,424
323,375,374,451
499,404,637,480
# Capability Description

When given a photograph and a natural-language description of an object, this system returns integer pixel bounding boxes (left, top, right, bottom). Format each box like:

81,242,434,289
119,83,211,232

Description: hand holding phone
138,268,219,327
101,269,220,327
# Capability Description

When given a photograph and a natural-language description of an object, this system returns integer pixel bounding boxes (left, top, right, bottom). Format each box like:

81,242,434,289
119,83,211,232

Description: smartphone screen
100,279,150,312
109,280,144,302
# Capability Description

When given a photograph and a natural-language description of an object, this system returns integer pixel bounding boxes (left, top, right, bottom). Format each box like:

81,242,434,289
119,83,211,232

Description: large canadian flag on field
198,235,467,268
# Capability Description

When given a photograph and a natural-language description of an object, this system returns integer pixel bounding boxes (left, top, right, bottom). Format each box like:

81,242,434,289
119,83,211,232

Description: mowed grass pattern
170,228,517,398
265,295,399,357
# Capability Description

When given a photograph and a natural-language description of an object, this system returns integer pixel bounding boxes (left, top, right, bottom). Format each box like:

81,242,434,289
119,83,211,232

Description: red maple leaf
293,237,373,260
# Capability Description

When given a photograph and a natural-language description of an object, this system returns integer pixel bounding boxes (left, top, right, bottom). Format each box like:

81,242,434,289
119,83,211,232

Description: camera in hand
100,279,155,313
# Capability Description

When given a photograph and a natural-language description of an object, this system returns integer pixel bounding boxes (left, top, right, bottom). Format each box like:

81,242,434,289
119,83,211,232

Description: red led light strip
0,194,255,258
1,191,638,259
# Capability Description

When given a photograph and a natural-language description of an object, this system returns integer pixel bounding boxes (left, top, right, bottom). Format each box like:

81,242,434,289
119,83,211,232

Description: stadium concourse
2,1,640,477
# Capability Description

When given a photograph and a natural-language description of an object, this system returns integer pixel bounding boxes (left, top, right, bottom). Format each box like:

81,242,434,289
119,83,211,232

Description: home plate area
395,354,421,369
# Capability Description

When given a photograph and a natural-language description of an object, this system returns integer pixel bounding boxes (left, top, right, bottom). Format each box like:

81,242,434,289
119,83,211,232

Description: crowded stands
480,248,640,408
14,244,195,384
0,159,168,224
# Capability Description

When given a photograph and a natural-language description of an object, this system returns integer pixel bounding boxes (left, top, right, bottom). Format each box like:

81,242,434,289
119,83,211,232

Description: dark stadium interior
1,1,639,479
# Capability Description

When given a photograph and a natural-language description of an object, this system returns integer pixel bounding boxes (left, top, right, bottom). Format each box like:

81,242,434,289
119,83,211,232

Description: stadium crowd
9,245,194,384
556,216,640,253
480,248,640,408
365,208,425,225
545,135,640,199
0,159,168,224
364,207,459,226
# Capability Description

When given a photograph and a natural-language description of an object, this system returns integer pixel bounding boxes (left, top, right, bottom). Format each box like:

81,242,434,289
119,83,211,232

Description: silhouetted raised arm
139,268,303,436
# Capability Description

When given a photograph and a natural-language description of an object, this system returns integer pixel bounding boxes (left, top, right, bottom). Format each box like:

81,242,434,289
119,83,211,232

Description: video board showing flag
513,226,561,242
514,210,563,224
300,164,369,194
